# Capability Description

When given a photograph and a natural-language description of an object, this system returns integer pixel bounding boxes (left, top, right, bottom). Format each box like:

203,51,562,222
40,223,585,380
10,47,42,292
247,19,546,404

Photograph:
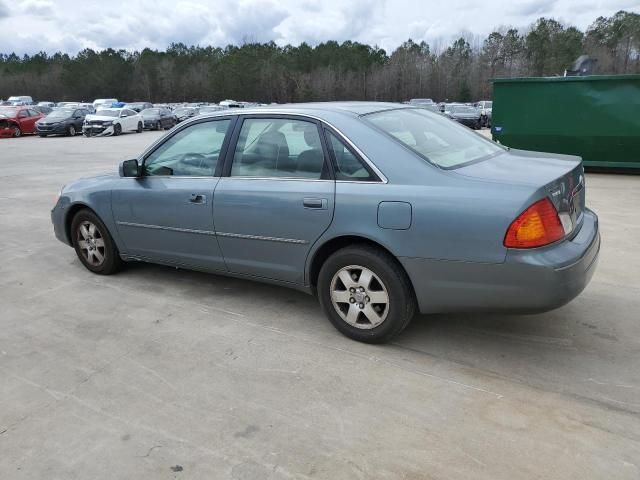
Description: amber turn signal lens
504,198,565,248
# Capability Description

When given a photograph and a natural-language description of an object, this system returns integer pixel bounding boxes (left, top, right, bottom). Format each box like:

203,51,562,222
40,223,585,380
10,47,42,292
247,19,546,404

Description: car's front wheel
137,122,143,133
71,209,122,275
318,245,416,343
13,126,22,137
113,123,122,136
67,125,76,136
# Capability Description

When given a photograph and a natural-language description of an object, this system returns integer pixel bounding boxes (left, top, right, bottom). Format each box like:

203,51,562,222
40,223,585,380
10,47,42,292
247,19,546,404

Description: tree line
0,10,638,103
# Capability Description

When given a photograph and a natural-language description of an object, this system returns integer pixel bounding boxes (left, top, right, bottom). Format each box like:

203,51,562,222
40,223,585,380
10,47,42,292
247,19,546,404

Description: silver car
51,102,600,343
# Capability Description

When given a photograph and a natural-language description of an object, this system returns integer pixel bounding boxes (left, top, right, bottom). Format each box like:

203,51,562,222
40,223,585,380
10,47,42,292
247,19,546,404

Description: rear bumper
401,209,600,314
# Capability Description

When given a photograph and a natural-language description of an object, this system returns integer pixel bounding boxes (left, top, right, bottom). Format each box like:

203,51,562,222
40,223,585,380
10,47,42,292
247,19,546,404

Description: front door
112,118,232,271
214,116,335,284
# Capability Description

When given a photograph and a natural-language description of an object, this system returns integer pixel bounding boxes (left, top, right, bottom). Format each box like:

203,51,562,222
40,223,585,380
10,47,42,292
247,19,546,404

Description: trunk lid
454,148,586,236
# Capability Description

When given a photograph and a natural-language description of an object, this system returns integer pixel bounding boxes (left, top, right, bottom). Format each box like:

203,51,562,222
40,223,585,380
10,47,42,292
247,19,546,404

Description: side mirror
119,159,140,177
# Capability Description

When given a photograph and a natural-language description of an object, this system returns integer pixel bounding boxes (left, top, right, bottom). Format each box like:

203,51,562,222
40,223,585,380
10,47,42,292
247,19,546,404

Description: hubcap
330,265,389,329
77,221,106,266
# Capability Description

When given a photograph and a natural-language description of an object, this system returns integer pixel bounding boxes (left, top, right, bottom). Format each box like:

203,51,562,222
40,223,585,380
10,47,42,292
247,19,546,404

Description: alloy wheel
76,221,106,266
330,265,389,329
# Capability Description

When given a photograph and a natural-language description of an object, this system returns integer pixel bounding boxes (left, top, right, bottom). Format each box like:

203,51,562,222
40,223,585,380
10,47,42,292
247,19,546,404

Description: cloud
0,0,634,56
19,0,54,16
510,0,557,16
0,0,10,18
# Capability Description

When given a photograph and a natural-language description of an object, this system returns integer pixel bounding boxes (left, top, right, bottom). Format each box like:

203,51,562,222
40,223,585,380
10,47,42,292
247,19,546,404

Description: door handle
303,197,327,209
189,194,207,204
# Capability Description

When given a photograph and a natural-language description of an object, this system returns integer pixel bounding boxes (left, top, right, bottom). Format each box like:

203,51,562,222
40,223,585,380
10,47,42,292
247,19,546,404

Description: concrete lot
1,131,639,479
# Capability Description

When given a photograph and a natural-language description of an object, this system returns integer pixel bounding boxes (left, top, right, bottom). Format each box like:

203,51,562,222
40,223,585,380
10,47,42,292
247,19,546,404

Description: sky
0,0,637,55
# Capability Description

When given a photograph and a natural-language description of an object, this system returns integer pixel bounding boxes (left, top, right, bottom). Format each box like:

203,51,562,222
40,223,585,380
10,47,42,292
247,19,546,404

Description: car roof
198,102,409,121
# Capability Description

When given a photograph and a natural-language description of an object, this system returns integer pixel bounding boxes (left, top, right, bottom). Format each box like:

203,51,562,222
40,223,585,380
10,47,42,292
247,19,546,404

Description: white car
92,98,118,109
82,108,143,137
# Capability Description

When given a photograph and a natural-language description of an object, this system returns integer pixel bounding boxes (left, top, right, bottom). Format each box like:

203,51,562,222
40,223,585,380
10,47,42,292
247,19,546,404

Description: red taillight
504,198,564,248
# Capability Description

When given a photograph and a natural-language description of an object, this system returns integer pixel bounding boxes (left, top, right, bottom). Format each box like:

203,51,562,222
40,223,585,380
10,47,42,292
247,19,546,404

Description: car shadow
113,261,637,413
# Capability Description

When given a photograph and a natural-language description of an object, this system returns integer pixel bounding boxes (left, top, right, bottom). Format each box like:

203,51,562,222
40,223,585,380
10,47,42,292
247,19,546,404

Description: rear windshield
364,108,503,169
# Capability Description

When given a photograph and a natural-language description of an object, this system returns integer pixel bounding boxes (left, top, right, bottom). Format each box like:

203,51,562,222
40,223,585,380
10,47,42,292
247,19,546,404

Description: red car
0,106,44,137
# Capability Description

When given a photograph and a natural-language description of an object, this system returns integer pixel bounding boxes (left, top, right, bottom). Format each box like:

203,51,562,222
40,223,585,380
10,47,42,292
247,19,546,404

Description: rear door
112,117,233,270
213,115,335,284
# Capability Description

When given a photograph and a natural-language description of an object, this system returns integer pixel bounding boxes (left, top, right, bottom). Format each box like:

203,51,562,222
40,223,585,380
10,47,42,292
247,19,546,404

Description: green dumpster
491,75,640,170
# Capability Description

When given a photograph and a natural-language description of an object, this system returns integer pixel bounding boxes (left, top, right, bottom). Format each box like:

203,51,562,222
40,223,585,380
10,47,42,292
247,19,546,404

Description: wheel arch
64,203,99,245
307,235,416,297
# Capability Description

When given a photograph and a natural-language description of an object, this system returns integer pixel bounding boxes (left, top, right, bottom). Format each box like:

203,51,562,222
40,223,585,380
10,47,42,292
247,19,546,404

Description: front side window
231,118,326,179
144,120,230,177
325,131,376,181
365,108,503,169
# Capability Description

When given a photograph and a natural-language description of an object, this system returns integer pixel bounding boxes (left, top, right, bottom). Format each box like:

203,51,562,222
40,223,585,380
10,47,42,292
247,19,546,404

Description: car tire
39,134,47,138
155,121,162,131
113,123,122,136
317,245,416,343
13,126,22,137
71,209,122,275
137,122,143,133
67,125,76,136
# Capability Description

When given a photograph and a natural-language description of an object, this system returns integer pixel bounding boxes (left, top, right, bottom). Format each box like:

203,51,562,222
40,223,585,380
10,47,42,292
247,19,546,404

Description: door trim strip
116,221,308,244
216,231,309,244
116,221,216,236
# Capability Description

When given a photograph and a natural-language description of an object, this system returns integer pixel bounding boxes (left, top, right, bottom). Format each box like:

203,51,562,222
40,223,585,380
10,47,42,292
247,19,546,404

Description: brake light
504,198,564,248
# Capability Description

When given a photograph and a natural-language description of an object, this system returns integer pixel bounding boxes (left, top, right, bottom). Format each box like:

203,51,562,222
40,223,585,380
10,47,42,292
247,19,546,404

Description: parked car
37,101,56,108
52,102,599,343
36,107,89,137
140,108,177,130
0,106,44,137
7,95,33,105
125,102,153,112
408,98,435,106
444,103,482,129
198,105,225,115
32,105,53,115
92,98,118,110
475,100,492,127
174,106,199,122
82,108,142,136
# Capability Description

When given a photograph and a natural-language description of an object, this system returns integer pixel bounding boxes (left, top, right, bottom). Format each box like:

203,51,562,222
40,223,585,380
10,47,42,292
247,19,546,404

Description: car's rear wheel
113,123,122,136
71,209,122,275
67,125,76,136
318,245,416,343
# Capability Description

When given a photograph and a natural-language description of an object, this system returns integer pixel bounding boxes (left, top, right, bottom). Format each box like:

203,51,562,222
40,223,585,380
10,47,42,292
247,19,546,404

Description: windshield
96,110,120,117
46,109,73,119
142,108,160,116
0,107,17,116
485,101,493,108
365,108,503,169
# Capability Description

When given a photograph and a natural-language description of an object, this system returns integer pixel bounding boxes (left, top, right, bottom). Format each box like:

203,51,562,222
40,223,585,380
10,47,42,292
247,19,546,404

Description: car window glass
144,120,230,177
325,131,376,181
18,110,28,118
366,109,502,168
231,118,325,179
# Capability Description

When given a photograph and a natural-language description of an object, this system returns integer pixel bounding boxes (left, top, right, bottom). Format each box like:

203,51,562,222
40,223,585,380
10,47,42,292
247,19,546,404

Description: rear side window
325,131,376,181
231,118,327,179
365,108,503,169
